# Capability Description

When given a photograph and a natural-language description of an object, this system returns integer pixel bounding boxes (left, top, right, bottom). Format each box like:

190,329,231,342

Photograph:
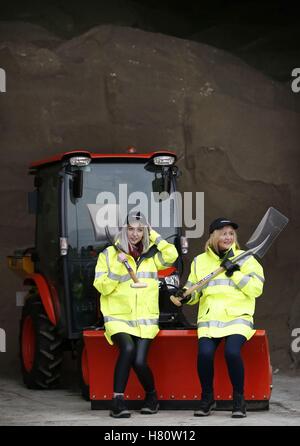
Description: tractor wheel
77,337,90,401
20,295,63,389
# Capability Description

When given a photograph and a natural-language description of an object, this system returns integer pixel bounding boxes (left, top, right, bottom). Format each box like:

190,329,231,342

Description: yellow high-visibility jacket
185,244,264,340
94,229,178,345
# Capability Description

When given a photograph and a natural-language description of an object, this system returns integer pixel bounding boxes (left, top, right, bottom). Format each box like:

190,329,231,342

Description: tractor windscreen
66,161,180,252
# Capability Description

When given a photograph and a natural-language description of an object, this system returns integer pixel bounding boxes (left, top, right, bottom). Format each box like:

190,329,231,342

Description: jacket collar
207,243,238,261
113,238,156,257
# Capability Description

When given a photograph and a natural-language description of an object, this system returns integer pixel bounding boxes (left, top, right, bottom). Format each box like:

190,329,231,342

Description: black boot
232,392,247,418
194,392,216,416
140,390,159,414
110,395,131,418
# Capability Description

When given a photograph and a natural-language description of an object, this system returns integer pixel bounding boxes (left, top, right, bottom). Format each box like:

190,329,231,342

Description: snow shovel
87,203,147,288
170,207,289,306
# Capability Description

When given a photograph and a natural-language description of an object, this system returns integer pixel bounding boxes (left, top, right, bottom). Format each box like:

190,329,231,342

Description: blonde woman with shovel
94,211,178,418
173,217,265,419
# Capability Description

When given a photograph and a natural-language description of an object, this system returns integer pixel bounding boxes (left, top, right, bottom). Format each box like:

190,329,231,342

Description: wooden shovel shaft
182,250,253,298
170,266,225,306
172,250,252,305
123,260,139,283
182,266,225,297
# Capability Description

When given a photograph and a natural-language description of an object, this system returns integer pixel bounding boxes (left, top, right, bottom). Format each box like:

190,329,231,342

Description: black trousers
197,334,247,395
111,332,155,394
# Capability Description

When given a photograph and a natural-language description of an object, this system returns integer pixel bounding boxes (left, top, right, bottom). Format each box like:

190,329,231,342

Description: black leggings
111,333,155,394
197,335,246,395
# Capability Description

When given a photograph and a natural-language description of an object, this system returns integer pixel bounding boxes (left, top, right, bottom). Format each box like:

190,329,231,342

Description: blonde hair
115,223,150,254
205,228,240,255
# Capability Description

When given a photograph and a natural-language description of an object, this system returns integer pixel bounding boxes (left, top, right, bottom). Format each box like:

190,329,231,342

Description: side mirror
162,167,171,194
180,235,189,254
72,170,83,198
152,167,172,199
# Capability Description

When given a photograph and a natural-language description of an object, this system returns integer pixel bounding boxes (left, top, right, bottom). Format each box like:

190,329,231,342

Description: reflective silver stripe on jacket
154,235,163,245
107,271,158,282
197,319,253,329
236,272,264,289
236,275,251,289
193,257,197,275
104,316,159,327
104,249,110,270
108,271,131,282
95,271,105,279
156,251,173,267
249,272,265,283
202,278,239,290
137,271,158,279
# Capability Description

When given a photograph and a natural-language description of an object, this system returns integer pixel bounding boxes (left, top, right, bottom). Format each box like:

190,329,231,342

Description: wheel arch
24,274,58,326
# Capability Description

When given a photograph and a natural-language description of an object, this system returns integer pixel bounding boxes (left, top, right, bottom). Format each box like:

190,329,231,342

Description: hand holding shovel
117,251,147,289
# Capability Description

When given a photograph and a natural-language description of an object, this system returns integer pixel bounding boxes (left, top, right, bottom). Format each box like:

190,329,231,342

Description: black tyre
77,337,90,401
20,295,63,389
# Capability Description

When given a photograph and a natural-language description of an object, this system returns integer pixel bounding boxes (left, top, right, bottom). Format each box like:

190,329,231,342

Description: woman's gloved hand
174,288,191,305
220,259,240,277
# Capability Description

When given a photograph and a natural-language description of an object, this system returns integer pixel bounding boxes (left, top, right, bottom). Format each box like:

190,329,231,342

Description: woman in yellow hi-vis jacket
94,211,178,418
176,217,264,419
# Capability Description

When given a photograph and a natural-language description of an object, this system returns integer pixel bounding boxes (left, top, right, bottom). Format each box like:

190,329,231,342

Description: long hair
115,223,150,254
205,228,240,255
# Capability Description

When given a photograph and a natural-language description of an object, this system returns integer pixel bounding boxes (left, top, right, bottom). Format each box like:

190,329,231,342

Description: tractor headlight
153,155,175,166
164,273,180,289
69,156,91,167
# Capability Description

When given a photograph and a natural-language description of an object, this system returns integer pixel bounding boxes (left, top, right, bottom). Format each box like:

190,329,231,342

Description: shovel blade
245,207,289,258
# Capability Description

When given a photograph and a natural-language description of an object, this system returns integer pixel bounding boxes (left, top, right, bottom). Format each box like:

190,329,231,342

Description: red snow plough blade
83,329,271,410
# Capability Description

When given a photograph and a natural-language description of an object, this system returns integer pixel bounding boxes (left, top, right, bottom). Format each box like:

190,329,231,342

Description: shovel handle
170,266,225,306
170,294,185,307
124,260,140,284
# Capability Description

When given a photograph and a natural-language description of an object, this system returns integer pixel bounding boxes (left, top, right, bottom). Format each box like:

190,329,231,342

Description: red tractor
8,150,188,392
8,149,272,410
